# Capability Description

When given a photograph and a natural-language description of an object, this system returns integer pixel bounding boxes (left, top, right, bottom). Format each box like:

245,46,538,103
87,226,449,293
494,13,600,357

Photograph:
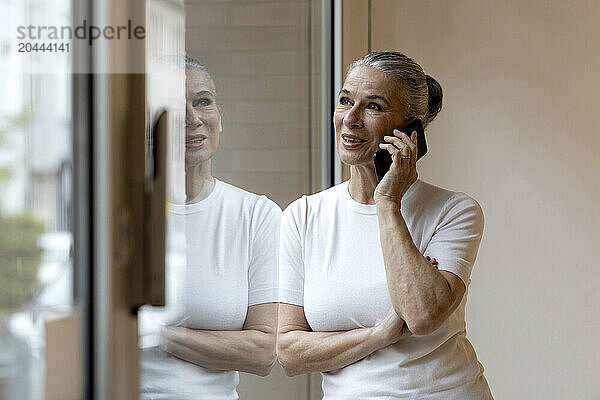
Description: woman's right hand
372,308,412,348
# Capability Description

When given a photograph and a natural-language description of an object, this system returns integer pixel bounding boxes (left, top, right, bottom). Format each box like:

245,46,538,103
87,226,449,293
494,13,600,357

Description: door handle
143,109,167,306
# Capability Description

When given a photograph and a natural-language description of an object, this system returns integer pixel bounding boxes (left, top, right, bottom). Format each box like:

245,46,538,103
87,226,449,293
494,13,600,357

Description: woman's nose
343,104,363,128
186,102,203,126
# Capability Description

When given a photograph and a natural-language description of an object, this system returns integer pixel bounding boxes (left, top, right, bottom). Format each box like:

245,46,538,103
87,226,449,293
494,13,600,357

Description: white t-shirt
279,179,493,399
140,179,281,400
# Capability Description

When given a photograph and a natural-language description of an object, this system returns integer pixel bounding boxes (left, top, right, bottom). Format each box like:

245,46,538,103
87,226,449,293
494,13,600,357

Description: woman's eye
339,97,352,106
193,98,212,107
367,102,382,111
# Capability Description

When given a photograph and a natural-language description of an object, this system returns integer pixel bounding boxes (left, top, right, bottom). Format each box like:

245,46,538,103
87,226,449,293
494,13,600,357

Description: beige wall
370,0,600,398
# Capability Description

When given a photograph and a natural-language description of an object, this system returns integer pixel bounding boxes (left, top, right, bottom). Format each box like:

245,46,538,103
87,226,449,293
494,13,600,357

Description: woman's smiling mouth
186,134,207,148
341,134,368,148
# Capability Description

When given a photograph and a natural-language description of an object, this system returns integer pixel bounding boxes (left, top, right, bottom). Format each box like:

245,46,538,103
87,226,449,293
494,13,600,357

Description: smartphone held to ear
373,118,427,182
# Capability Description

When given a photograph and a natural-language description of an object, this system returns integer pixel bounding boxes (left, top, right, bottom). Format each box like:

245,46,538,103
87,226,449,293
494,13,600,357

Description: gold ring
400,155,411,159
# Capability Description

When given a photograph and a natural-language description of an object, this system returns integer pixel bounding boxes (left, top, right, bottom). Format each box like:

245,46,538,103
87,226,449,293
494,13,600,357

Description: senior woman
278,51,493,399
139,57,281,399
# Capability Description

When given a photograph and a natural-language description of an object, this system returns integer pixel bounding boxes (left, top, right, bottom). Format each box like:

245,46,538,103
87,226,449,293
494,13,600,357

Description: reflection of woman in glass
140,57,280,400
278,51,493,399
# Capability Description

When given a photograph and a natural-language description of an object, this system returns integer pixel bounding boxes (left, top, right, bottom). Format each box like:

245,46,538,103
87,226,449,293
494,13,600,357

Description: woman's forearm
161,327,276,376
376,200,454,335
277,325,395,377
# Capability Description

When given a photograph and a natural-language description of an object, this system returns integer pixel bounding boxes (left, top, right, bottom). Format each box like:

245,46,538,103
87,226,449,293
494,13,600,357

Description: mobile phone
373,118,427,182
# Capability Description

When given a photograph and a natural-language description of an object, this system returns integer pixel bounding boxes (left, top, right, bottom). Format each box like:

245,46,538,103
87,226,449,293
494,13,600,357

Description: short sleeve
278,197,306,306
424,193,484,288
247,196,282,306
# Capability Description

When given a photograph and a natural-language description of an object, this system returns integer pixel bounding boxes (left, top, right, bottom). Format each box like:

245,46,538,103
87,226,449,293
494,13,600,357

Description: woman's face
185,67,222,167
333,66,408,167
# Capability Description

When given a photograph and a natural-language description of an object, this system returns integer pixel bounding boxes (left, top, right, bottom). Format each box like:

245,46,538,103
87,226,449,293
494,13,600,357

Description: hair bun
425,75,443,118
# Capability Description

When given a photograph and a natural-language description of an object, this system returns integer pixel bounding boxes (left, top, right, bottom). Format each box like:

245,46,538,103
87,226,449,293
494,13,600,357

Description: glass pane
140,1,327,399
0,0,80,399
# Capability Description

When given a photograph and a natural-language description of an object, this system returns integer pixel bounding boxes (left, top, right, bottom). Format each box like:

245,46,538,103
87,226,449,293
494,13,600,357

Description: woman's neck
348,164,379,205
185,161,215,204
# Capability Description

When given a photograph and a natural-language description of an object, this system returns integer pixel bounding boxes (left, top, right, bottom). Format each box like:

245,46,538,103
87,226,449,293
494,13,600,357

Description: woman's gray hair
348,51,443,128
185,56,217,95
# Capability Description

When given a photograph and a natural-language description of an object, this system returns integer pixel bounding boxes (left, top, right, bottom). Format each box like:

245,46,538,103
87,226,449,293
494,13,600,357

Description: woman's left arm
160,303,277,376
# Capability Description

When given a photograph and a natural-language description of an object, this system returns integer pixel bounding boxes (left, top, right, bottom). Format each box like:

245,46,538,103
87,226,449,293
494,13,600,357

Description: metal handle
142,110,167,306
